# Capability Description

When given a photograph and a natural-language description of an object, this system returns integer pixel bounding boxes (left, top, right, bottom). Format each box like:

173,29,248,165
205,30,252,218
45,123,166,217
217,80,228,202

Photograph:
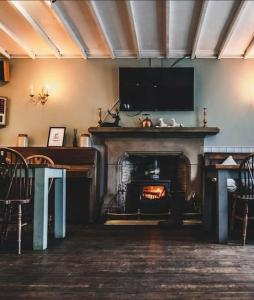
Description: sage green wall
0,58,254,146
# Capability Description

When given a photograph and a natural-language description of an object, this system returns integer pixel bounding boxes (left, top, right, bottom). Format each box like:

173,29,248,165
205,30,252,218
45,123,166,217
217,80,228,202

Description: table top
28,164,70,170
28,164,93,174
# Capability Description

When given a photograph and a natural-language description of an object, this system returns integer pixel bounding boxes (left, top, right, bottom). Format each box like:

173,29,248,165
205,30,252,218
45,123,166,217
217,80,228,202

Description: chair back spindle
0,149,29,201
239,154,254,198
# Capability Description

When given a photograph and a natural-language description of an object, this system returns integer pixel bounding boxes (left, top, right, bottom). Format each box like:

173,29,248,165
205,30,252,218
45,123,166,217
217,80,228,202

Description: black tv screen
119,67,194,111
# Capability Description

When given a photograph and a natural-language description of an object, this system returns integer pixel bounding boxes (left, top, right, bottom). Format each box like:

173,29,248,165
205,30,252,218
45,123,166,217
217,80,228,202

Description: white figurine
158,118,168,127
170,118,184,127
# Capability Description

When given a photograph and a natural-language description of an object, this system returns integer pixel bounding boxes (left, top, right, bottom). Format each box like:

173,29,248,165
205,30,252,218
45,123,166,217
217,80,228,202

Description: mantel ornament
98,108,120,127
157,118,184,128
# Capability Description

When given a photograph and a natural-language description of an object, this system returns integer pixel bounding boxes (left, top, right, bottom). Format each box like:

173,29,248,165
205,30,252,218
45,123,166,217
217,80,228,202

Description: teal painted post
54,169,66,238
216,170,230,243
33,168,48,250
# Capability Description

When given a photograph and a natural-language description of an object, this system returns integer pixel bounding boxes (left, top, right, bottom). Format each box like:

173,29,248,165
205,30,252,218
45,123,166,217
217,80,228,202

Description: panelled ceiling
0,0,254,60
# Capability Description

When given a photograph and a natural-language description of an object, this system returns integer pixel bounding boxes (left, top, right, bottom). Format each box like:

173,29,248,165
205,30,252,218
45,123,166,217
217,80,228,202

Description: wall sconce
29,85,49,105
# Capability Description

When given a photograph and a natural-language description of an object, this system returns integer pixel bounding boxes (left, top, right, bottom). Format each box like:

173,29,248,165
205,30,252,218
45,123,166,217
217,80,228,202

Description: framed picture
47,127,66,147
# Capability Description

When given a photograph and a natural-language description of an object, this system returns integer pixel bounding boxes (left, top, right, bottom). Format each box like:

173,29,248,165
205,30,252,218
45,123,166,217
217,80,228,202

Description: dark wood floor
1,225,254,299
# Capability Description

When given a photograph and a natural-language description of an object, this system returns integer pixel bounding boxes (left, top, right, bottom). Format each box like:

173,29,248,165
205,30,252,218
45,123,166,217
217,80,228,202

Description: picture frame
47,127,66,147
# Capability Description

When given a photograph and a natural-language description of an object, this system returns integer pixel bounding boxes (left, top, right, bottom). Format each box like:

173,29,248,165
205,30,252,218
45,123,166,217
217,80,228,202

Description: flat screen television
119,67,194,111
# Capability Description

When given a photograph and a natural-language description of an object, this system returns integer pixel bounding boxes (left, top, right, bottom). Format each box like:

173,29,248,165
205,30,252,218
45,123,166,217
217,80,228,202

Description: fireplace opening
104,151,194,221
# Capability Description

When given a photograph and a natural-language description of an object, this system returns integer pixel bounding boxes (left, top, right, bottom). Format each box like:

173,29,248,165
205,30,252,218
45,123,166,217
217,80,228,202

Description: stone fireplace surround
89,127,219,218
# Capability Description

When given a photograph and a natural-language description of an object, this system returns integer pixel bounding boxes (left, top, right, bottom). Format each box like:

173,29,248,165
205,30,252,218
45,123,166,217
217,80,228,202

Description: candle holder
30,85,49,105
203,107,207,128
98,108,103,126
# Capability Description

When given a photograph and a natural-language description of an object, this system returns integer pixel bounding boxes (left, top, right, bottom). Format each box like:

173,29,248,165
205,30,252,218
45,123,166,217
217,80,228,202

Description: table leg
89,169,97,223
54,170,66,238
33,168,49,250
203,174,215,232
216,170,230,243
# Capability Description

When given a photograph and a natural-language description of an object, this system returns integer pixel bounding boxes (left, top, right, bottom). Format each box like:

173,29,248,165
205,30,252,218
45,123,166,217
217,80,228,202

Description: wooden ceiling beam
89,1,115,59
244,34,254,59
9,1,62,59
191,0,209,59
50,0,88,59
218,0,248,59
126,0,141,58
0,46,10,59
0,21,35,59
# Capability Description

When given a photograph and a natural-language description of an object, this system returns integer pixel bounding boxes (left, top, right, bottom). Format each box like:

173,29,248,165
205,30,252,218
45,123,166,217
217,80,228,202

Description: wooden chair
231,153,254,245
0,148,32,254
26,155,54,192
25,155,54,166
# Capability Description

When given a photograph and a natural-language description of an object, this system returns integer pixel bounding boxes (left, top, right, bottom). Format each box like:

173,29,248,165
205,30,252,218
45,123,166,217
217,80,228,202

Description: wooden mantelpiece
88,127,219,138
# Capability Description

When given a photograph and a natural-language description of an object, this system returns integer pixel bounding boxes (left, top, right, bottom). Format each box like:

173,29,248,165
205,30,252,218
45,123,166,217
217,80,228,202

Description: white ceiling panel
223,1,254,57
54,0,110,57
197,0,239,56
170,0,201,54
87,0,136,57
0,30,26,57
0,1,53,56
130,0,165,56
14,0,80,57
0,0,254,59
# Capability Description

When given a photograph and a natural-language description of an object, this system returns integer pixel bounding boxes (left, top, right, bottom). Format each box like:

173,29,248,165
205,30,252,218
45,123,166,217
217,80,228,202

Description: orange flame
142,186,166,200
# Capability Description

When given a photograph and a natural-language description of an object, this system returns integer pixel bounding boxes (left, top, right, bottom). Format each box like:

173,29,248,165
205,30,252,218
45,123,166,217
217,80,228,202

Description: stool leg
17,204,22,255
242,202,248,246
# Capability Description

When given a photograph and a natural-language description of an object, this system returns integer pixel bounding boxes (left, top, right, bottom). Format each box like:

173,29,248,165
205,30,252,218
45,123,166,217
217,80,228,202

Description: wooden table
204,164,239,243
13,147,100,223
29,165,67,250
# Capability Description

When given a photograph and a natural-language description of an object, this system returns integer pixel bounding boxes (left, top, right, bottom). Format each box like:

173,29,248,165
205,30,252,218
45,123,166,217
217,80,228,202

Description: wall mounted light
29,85,49,105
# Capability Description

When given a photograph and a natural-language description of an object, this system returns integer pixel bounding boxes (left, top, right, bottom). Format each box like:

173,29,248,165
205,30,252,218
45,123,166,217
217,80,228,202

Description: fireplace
89,126,219,222
105,151,190,219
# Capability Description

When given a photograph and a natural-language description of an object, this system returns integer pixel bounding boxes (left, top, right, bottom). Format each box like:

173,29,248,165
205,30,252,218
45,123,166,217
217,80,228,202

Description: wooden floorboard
1,225,254,299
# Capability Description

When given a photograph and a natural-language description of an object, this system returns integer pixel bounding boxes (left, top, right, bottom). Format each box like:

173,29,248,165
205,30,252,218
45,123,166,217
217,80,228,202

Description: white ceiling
0,0,254,60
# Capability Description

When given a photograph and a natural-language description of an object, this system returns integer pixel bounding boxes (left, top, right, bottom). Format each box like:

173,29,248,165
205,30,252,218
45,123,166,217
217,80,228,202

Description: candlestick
30,85,34,96
98,108,102,126
203,107,207,128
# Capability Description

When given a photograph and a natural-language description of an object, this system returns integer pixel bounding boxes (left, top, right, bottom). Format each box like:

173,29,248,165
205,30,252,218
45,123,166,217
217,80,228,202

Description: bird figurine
170,118,184,127
158,118,168,127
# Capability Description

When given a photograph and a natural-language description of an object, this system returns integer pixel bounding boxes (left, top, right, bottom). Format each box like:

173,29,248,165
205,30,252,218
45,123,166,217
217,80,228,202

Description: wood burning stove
125,180,171,214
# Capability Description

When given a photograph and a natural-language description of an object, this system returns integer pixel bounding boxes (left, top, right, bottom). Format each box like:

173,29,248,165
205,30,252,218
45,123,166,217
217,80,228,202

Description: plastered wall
0,58,254,147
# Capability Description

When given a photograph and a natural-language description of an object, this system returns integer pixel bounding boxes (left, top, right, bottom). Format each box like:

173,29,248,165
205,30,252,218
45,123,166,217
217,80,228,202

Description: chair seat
0,199,30,205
